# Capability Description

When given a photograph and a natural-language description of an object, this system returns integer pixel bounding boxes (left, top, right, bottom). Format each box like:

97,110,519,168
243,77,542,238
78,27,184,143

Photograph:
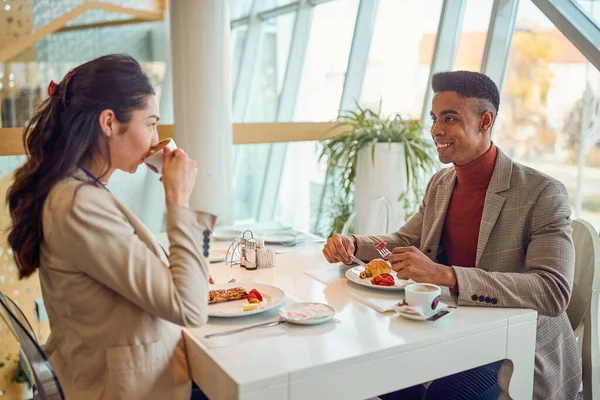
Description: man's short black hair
432,71,500,115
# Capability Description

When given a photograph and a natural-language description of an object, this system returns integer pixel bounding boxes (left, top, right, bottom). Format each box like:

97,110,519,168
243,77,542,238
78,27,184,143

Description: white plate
208,283,285,317
394,302,450,321
345,266,412,291
278,302,336,325
209,250,227,263
262,232,299,244
213,227,244,241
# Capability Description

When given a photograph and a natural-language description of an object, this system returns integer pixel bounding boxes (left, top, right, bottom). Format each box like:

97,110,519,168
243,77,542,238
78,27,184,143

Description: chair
341,196,392,236
567,219,600,400
0,292,64,400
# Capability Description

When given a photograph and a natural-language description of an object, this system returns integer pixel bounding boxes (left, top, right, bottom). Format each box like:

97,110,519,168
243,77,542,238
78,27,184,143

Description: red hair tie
47,69,76,101
47,80,59,97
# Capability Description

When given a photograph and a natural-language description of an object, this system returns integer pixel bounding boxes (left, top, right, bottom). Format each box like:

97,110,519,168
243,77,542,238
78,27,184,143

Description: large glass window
231,25,248,94
455,0,494,71
269,0,359,231
495,0,600,230
293,0,359,122
360,0,443,119
246,13,295,122
233,13,296,222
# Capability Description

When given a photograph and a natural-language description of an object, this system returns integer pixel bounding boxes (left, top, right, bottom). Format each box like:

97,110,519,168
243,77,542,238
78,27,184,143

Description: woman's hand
161,147,197,207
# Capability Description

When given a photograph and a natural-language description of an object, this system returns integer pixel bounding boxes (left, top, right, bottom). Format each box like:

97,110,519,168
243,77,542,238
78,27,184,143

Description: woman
7,54,214,399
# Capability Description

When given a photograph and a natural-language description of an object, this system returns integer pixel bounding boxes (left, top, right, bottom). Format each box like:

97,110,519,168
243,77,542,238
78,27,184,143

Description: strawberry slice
246,292,258,303
249,289,263,302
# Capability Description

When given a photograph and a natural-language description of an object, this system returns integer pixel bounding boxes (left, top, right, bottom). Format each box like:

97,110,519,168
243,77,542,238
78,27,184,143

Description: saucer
278,302,335,325
394,302,449,321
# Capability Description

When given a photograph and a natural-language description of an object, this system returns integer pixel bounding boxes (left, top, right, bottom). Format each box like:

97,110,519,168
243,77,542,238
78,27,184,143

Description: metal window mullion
232,16,263,198
339,0,380,113
419,0,467,131
232,17,264,122
231,17,251,28
309,0,336,6
256,1,314,222
257,1,300,20
532,0,600,72
481,0,519,95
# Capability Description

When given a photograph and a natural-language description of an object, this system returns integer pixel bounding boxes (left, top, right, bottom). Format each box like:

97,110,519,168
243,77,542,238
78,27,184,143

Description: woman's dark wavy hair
7,54,154,279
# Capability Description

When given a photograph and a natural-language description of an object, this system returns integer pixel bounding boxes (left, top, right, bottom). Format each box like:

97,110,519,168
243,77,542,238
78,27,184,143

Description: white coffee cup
143,138,177,174
404,283,442,315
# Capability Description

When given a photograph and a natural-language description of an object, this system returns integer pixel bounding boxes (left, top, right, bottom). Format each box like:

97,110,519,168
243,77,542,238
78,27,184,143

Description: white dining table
183,241,537,400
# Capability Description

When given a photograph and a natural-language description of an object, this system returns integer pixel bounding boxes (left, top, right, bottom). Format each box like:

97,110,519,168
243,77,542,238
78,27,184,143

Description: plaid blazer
355,148,581,400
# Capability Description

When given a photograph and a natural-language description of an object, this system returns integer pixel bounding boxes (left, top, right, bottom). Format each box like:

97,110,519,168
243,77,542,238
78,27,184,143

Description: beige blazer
39,170,216,400
355,148,581,400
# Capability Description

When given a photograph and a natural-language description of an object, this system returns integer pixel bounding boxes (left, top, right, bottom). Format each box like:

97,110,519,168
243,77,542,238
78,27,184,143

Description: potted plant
315,104,437,237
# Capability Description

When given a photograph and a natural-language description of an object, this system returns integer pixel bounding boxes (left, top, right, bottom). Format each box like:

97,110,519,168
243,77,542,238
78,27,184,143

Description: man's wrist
443,266,458,288
349,235,358,255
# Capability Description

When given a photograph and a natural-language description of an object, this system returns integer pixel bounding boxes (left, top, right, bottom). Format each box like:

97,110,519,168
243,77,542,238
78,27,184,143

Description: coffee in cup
143,138,177,174
411,285,438,292
404,283,442,314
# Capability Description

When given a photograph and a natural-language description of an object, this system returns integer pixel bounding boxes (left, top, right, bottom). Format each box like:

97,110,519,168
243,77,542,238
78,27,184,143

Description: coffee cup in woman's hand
161,147,197,208
144,138,177,174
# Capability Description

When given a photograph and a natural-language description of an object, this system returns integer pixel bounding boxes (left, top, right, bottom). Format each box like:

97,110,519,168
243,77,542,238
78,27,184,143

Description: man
323,71,581,400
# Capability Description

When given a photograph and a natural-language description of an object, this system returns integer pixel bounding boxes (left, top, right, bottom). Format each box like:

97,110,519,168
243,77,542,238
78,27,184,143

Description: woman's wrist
165,191,189,208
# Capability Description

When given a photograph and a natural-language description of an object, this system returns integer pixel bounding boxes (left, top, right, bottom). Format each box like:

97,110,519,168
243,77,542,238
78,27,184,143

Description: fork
376,242,392,259
204,318,285,339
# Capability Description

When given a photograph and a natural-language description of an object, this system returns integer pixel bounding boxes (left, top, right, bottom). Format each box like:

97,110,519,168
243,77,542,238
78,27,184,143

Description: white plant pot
354,143,408,235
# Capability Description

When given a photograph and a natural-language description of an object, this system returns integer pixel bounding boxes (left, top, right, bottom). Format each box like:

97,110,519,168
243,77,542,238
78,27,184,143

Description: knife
350,255,369,268
204,318,286,339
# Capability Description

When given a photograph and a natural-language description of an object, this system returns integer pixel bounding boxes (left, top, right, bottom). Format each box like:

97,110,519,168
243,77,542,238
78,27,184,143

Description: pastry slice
208,287,248,304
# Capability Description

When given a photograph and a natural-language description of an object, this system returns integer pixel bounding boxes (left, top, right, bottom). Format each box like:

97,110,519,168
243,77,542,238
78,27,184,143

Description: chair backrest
341,196,391,236
568,219,600,330
567,219,600,399
0,292,64,400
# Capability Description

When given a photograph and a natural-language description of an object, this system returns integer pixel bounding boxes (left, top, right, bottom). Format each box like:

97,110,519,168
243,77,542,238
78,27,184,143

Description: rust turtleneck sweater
441,144,497,268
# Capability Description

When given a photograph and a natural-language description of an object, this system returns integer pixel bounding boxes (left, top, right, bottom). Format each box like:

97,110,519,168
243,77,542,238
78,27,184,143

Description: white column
170,0,234,225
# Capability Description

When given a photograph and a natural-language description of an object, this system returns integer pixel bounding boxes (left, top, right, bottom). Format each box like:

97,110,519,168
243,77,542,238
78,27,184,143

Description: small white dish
208,283,285,317
345,266,412,291
278,302,336,325
394,302,449,321
213,227,244,241
209,250,227,263
262,232,299,245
